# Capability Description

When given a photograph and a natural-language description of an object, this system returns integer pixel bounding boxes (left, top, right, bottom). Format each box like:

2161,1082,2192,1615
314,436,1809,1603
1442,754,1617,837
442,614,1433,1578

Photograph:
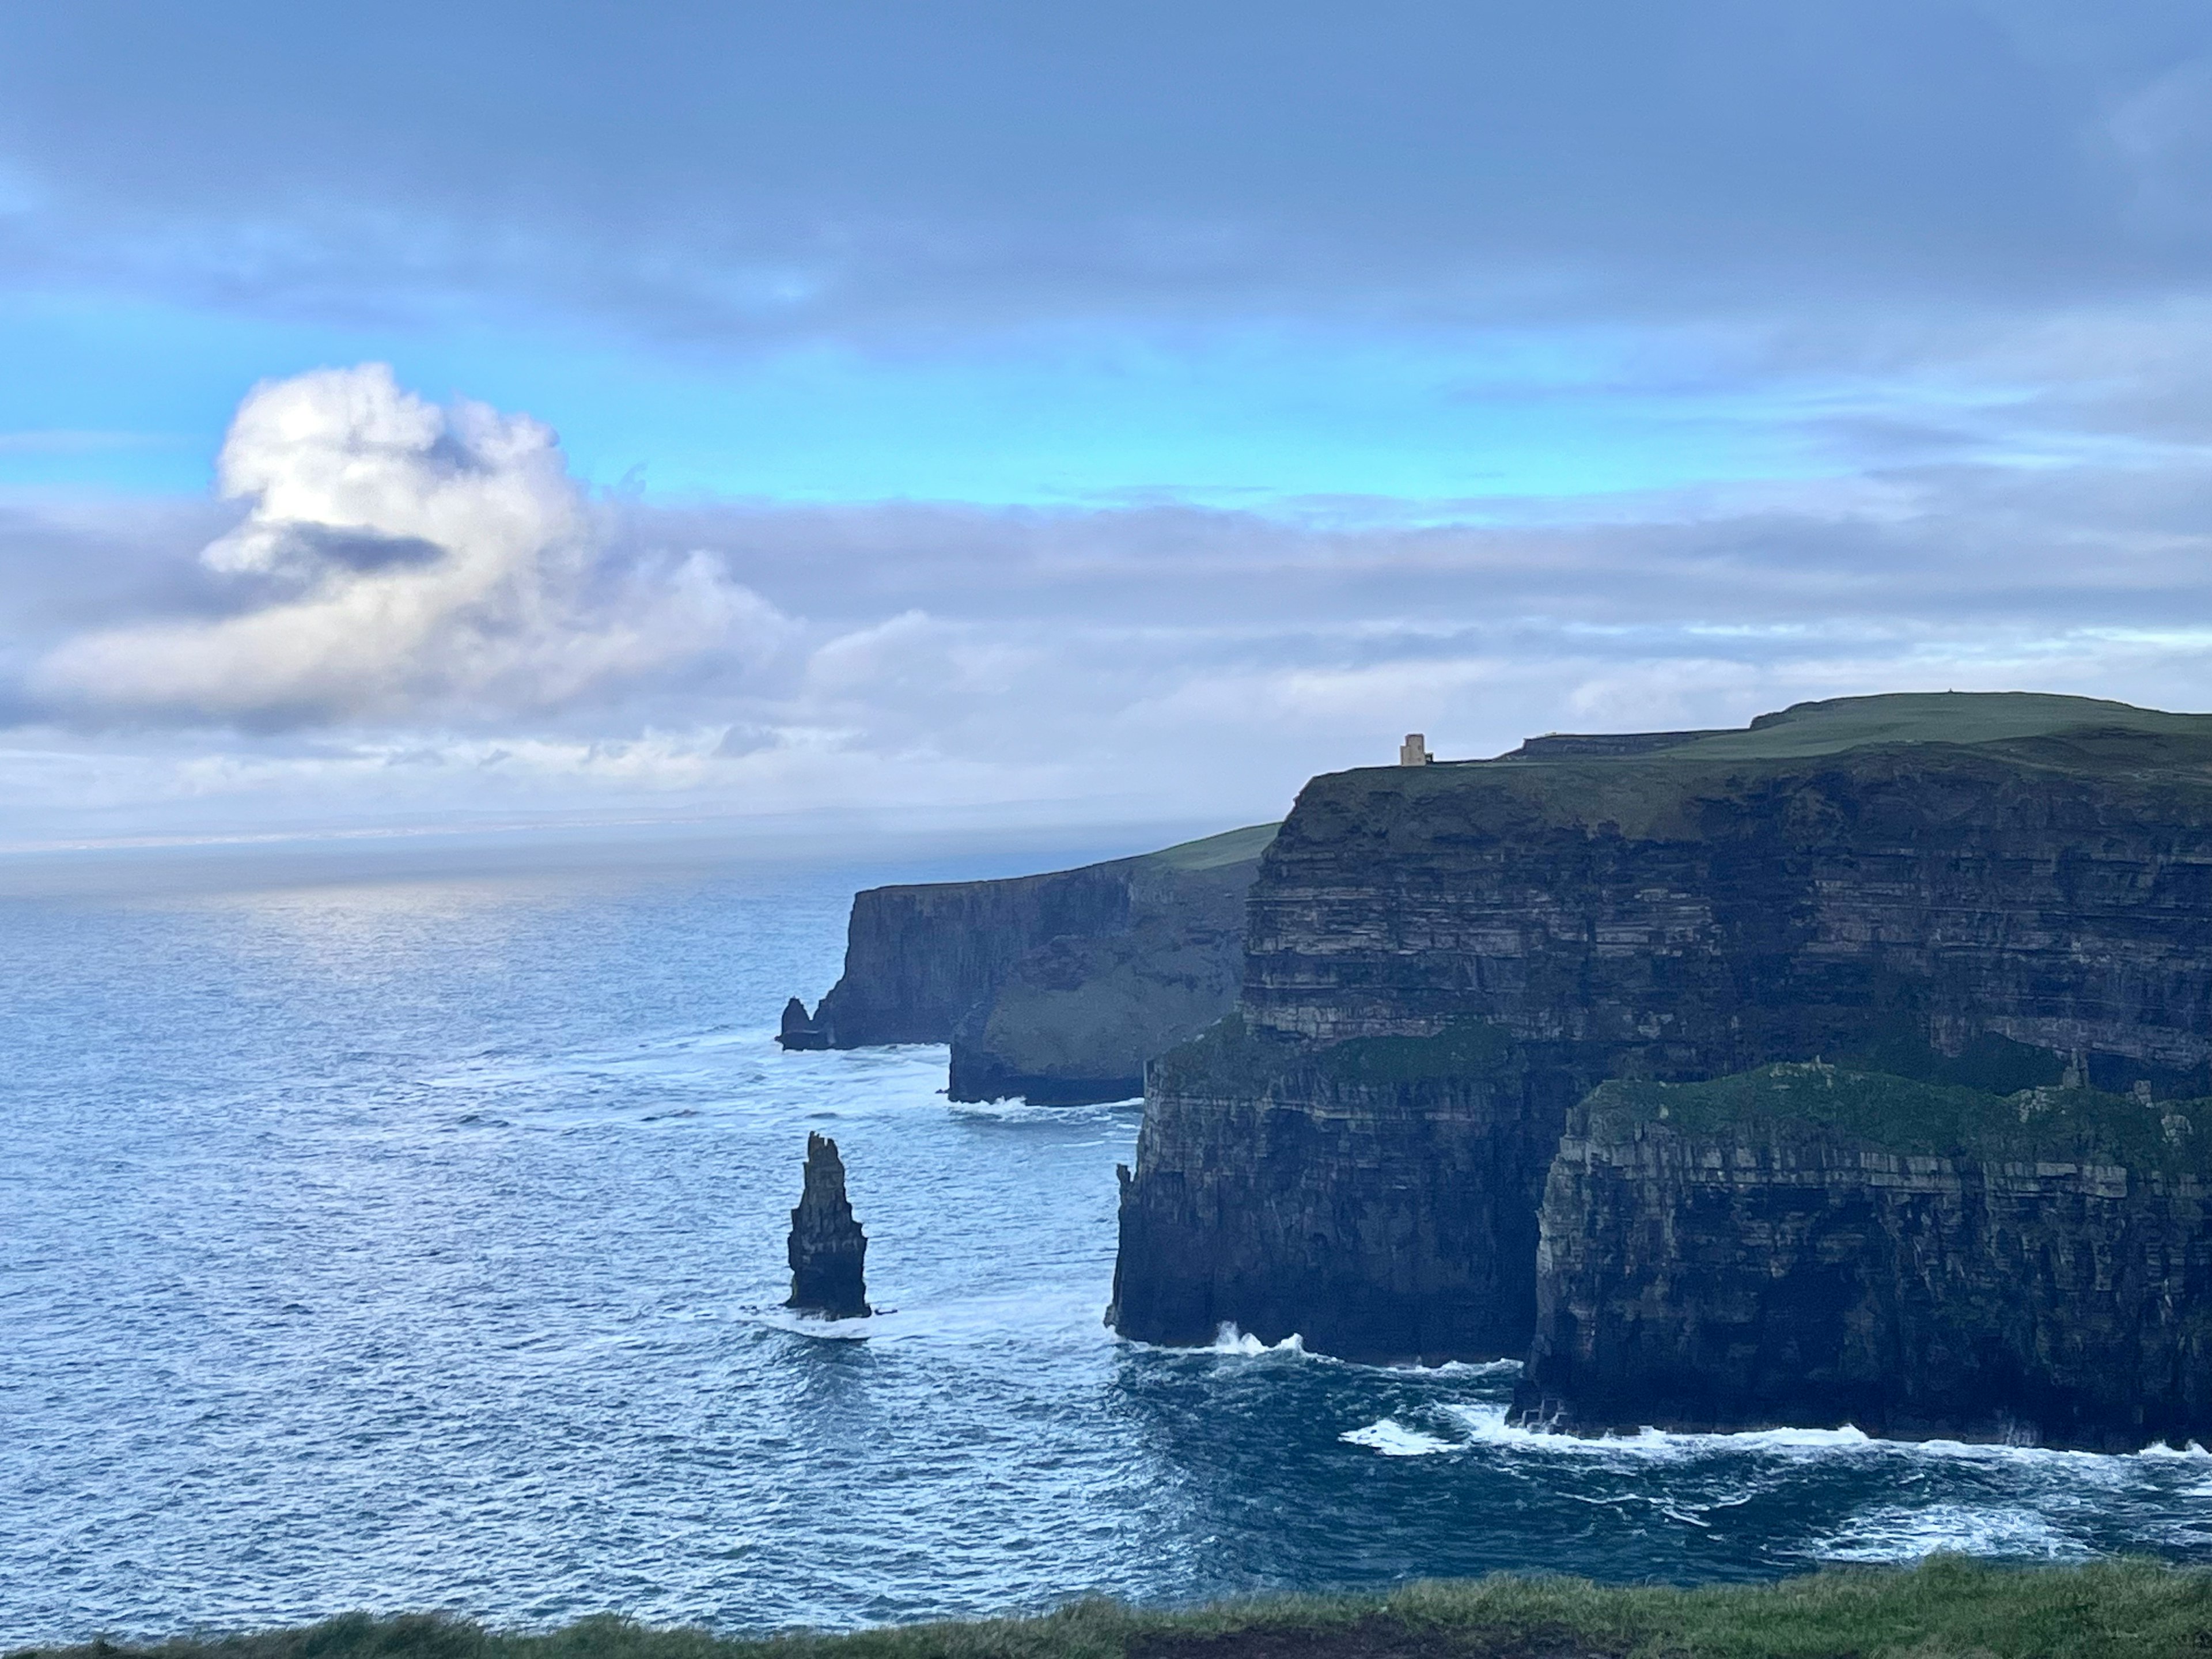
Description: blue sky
5,2,2212,844
0,297,1848,505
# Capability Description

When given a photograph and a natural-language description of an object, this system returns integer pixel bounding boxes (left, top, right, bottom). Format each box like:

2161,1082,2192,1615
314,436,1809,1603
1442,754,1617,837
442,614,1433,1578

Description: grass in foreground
16,1559,2212,1659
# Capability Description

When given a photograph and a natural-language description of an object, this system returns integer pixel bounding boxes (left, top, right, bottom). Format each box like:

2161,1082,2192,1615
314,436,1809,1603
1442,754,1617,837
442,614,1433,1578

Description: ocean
7,836,2212,1646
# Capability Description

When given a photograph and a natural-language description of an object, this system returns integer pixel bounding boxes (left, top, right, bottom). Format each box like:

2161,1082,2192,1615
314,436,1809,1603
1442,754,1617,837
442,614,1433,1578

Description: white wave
747,1287,1114,1347
1342,1418,1457,1457
748,1306,874,1342
2137,1440,2212,1461
1441,1403,2202,1472
1442,1403,1876,1460
1210,1322,1308,1357
1400,1357,1524,1378
947,1096,1141,1125
1810,1503,2088,1563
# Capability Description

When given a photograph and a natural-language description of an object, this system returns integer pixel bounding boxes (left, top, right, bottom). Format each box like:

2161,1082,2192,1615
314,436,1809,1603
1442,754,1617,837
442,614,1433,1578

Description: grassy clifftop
1134,823,1279,873
1583,1063,2212,1176
17,1560,2212,1659
1512,690,2212,767
1289,692,2212,849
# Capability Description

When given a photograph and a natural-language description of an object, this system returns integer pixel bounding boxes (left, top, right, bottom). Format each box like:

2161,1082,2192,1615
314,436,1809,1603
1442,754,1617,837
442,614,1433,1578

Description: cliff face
1242,728,2212,1079
1108,1019,1578,1359
1113,692,2212,1365
810,863,1133,1048
791,824,1275,1105
1516,1067,2212,1450
946,854,1252,1105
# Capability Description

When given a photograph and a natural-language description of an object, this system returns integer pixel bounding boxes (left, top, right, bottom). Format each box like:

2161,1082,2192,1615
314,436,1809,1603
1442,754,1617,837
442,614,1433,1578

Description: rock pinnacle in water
786,1131,870,1318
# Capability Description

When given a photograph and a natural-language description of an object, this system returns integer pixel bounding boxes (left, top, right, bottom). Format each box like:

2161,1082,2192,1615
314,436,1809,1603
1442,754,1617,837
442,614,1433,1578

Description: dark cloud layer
6,2,2212,342
7,9,2212,842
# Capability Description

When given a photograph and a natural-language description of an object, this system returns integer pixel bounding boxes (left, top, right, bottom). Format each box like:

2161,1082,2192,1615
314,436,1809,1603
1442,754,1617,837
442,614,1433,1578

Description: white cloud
31,365,787,723
12,367,2212,846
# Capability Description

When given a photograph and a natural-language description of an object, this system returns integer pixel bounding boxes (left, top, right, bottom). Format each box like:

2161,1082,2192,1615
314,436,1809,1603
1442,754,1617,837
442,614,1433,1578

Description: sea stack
786,1132,870,1318
777,997,830,1050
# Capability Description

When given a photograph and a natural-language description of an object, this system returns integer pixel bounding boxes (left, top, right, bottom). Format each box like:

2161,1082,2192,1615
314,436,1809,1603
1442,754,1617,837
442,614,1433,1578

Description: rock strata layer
787,1132,870,1319
1514,1066,2212,1450
1113,692,2212,1378
1109,1018,1579,1359
786,823,1275,1104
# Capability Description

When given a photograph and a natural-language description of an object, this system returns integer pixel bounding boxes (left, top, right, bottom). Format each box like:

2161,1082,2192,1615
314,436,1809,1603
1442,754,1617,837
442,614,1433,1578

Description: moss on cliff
1143,1013,1298,1096
22,1560,2212,1659
1146,1017,1523,1096
1582,1064,2212,1176
1306,1021,1521,1085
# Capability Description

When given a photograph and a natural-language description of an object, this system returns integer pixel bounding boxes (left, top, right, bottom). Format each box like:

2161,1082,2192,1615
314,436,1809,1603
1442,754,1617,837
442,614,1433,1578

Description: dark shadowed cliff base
1513,1064,2212,1452
18,1560,2212,1659
1113,692,2212,1434
783,823,1275,1105
1108,1017,1580,1362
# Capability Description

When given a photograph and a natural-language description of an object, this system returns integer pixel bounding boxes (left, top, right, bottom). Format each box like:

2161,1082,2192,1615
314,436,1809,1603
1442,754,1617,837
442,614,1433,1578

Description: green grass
1312,692,2212,847
1488,691,2212,767
1306,1020,1521,1086
1586,1063,2212,1176
19,1560,2212,1659
1145,1012,1301,1095
1661,690,2212,762
1135,823,1280,873
1150,1017,1527,1097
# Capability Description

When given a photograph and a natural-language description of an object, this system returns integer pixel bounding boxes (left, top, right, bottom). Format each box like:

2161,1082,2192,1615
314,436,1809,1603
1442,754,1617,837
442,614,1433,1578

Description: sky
6,1,2212,849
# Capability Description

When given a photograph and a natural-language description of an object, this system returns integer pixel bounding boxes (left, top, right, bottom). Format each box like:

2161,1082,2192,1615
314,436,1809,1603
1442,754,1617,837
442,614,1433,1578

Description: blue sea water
8,837,2212,1647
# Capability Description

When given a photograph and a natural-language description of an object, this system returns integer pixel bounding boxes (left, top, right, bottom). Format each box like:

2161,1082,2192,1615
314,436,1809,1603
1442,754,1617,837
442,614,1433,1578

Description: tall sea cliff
1516,1065,2212,1451
1112,691,2212,1441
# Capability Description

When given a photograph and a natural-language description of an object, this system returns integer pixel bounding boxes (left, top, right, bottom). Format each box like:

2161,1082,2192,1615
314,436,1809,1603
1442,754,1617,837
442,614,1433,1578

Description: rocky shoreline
792,692,2212,1449
1110,691,2212,1446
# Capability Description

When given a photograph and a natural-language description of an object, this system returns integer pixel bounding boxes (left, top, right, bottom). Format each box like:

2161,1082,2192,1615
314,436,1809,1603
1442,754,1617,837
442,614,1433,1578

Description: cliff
786,823,1275,1105
787,1132,870,1319
1113,691,2212,1365
1515,1065,2212,1449
1107,1017,1577,1360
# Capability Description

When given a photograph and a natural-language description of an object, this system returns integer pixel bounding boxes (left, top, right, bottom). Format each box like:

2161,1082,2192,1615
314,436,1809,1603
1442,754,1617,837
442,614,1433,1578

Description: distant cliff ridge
1114,692,2212,1436
783,823,1276,1105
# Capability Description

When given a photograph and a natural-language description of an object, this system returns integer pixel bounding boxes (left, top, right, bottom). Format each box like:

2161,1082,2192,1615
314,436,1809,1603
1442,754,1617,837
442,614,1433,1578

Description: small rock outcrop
786,1132,870,1318
777,997,829,1050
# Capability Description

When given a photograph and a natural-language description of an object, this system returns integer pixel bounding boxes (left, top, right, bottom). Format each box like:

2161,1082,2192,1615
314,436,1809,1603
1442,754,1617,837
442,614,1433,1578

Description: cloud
2,3,2207,347
9,356,2212,845
30,365,787,724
